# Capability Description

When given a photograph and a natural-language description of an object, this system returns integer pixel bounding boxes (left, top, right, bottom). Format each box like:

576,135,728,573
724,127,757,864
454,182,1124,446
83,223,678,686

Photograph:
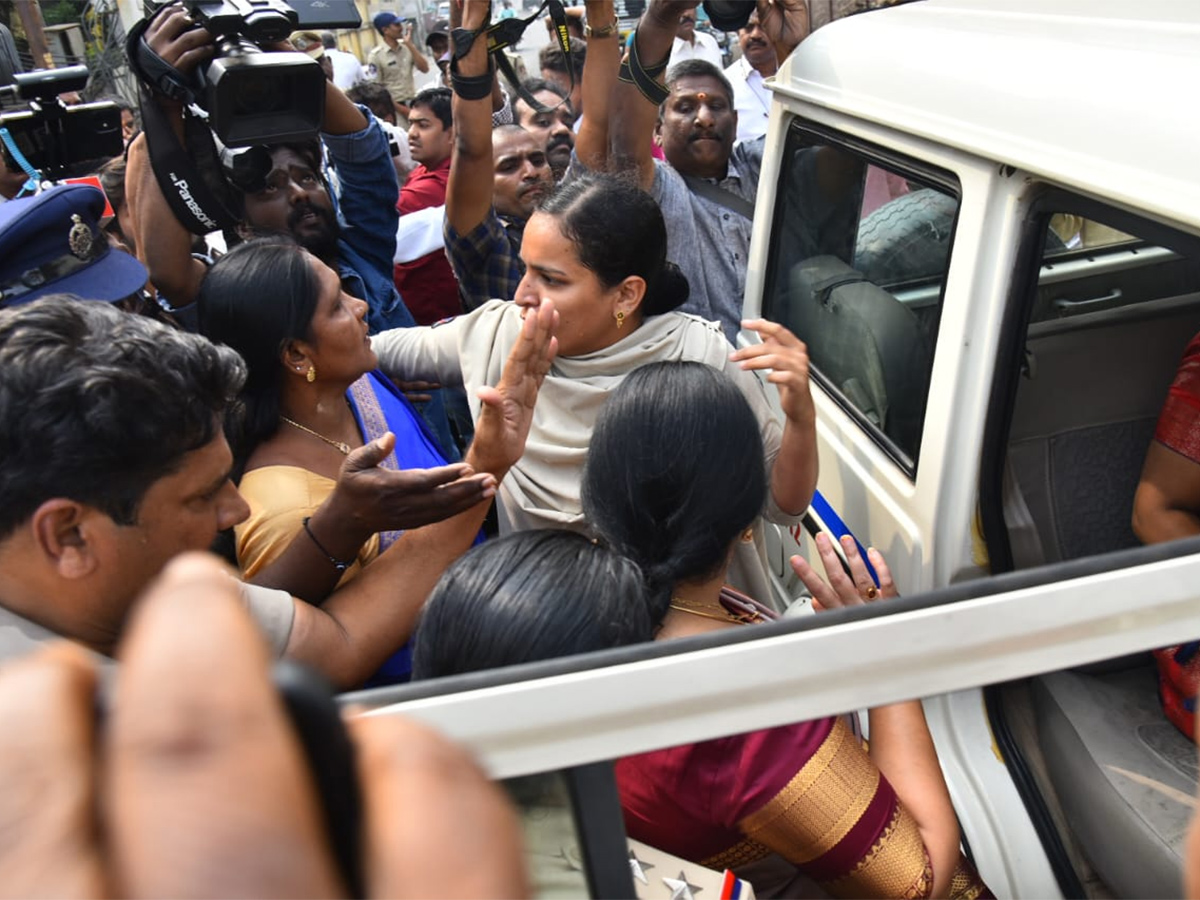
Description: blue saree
348,370,463,686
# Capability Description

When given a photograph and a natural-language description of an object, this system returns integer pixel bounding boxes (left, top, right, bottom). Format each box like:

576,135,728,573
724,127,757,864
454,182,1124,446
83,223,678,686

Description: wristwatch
584,17,619,38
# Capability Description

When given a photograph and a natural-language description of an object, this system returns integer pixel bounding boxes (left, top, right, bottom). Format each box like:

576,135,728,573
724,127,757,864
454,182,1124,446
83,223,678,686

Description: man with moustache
607,0,808,341
128,5,418,334
667,8,723,71
725,9,780,143
511,79,576,181
444,0,555,308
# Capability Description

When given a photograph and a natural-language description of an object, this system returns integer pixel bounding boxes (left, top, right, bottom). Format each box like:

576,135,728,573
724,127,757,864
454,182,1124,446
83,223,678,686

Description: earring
306,365,316,383
615,310,625,329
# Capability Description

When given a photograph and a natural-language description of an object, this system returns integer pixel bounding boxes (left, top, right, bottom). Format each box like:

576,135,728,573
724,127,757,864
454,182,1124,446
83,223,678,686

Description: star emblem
628,847,655,885
663,870,703,900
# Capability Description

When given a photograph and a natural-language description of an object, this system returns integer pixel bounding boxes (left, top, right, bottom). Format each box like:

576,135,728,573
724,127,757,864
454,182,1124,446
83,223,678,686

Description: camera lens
702,0,753,32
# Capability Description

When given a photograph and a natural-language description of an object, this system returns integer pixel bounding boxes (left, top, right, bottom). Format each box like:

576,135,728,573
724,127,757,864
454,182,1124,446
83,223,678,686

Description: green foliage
40,1,88,28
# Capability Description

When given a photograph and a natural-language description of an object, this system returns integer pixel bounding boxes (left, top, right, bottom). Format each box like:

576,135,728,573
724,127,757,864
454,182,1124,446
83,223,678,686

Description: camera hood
203,47,326,146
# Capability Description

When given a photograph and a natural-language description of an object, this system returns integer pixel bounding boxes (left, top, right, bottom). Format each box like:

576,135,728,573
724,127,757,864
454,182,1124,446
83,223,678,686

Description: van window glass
761,126,960,470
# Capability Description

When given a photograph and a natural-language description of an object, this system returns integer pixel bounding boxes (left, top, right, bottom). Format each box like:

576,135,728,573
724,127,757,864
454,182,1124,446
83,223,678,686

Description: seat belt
681,174,755,220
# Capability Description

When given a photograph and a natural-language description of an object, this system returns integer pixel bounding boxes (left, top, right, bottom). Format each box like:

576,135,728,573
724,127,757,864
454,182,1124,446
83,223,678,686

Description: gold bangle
585,17,619,38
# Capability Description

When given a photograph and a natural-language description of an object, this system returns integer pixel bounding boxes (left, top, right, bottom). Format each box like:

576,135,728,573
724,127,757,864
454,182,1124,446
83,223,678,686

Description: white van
355,2,1200,896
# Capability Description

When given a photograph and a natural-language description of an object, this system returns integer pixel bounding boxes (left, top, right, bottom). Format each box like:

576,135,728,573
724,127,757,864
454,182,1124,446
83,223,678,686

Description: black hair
196,236,320,469
664,58,736,106
538,172,689,315
412,530,653,679
538,38,587,76
346,82,396,122
320,31,337,49
510,77,569,120
410,86,453,131
97,154,126,214
0,297,245,539
582,362,767,621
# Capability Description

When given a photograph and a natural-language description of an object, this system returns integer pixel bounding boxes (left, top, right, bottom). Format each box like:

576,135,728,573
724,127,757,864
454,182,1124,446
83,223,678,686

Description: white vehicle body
357,3,1200,897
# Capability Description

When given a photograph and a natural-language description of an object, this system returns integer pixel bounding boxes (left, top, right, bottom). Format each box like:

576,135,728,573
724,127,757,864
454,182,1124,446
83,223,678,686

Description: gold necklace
669,597,746,625
279,416,351,455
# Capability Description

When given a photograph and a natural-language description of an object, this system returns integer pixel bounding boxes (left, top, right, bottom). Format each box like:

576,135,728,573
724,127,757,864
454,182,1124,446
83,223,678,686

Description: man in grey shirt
608,0,808,342
0,297,552,682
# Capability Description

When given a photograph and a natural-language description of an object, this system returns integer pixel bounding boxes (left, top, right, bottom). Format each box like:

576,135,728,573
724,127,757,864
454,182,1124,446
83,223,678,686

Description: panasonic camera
185,0,360,146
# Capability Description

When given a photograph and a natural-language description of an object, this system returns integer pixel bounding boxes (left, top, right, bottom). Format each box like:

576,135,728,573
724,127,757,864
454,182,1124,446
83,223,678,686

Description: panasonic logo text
169,172,219,231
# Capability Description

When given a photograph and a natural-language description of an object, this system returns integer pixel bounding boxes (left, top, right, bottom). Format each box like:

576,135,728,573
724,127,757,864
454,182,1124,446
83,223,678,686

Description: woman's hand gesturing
790,532,897,612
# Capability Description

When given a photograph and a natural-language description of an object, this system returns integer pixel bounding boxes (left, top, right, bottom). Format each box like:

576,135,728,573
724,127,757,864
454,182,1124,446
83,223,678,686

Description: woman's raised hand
732,319,816,428
327,433,498,536
790,532,897,612
468,299,559,476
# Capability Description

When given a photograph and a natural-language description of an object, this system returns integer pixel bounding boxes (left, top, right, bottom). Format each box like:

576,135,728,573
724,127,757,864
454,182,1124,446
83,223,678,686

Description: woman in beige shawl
373,172,817,607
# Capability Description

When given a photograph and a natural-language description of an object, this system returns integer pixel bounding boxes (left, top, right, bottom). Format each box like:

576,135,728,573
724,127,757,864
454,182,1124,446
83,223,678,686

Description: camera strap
138,84,241,236
127,13,240,236
472,0,577,116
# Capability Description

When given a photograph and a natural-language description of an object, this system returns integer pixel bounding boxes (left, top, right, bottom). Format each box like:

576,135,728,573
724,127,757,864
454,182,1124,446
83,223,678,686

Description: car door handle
1052,288,1123,314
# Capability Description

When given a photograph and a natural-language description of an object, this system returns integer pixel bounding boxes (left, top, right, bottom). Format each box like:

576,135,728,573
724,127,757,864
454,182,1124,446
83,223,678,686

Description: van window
761,125,960,470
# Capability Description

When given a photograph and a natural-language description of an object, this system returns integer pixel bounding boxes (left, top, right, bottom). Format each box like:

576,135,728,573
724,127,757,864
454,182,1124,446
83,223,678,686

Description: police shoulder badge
68,214,94,260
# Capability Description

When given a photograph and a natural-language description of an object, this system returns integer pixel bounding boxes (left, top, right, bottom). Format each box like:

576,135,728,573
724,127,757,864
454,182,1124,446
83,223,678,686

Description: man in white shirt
320,32,364,90
724,9,779,144
666,9,723,71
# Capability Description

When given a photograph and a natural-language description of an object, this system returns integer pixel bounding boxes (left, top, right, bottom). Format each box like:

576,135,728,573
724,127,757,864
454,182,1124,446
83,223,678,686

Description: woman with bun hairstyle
373,173,818,603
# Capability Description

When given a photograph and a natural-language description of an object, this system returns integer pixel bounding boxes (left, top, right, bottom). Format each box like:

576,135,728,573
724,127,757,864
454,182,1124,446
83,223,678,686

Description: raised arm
126,6,213,306
403,21,430,74
445,1,499,236
283,299,558,688
609,0,687,189
733,319,818,516
572,0,619,170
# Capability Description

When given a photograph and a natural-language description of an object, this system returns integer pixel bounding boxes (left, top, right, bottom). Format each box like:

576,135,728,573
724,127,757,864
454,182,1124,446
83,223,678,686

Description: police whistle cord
0,128,42,197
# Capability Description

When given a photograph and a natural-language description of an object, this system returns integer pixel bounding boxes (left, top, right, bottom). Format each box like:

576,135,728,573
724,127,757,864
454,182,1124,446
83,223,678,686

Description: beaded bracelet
303,516,353,574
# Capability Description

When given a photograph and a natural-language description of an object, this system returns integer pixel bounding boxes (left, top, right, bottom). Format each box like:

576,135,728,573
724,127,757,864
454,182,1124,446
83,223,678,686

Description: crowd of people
1,0,1197,896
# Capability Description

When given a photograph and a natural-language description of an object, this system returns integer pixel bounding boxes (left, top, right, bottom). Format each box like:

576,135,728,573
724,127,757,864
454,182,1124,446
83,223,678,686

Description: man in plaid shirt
443,18,555,309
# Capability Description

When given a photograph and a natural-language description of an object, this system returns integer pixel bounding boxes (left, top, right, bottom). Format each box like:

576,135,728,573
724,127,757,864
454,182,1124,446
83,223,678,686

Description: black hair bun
644,261,690,316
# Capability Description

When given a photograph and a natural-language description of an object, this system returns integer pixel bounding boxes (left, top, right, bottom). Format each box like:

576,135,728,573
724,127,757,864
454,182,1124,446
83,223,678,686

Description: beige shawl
372,301,799,606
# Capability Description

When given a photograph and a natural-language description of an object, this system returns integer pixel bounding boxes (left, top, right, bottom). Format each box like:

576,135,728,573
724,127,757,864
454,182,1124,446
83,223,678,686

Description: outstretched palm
469,301,558,475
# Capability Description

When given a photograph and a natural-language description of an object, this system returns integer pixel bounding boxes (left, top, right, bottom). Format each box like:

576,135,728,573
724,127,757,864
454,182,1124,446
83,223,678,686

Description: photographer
126,5,458,454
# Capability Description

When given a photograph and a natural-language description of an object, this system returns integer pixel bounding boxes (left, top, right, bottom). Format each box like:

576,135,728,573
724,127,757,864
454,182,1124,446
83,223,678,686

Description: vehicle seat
1033,662,1193,898
1006,291,1200,567
786,255,933,456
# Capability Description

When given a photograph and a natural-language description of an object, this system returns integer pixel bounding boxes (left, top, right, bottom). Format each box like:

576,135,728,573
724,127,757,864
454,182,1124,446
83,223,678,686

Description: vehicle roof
774,0,1200,233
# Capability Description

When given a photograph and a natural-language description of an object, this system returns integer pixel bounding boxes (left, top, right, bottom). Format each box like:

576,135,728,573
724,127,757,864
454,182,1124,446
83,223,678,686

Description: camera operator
126,4,457,452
